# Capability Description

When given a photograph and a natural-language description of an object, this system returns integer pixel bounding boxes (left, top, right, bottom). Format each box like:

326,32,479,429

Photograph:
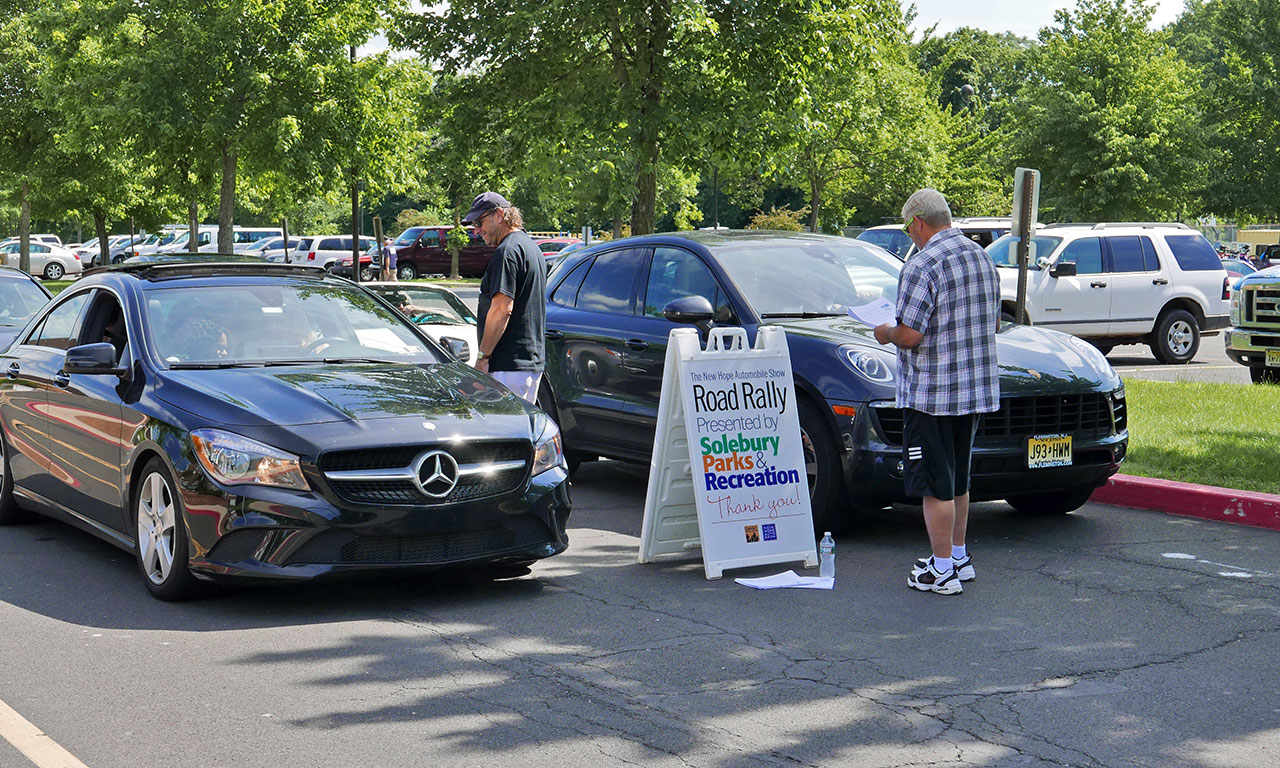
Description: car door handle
6,362,17,379
544,329,564,341
1090,281,1107,288
625,339,649,351
54,371,71,388
1152,278,1168,285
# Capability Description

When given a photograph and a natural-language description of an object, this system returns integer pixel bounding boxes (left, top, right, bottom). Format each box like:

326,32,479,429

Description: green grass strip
1123,378,1280,495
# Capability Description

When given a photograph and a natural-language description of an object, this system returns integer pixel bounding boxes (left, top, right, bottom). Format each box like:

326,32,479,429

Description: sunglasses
901,214,918,234
471,210,495,228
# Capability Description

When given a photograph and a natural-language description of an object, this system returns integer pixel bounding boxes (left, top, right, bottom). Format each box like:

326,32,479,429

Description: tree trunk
809,174,823,233
94,210,108,267
450,211,461,281
218,143,237,253
612,217,623,239
18,181,30,275
351,176,361,282
188,200,199,253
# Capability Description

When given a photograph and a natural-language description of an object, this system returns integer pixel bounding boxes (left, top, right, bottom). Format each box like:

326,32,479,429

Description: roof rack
1090,222,1192,230
103,260,329,278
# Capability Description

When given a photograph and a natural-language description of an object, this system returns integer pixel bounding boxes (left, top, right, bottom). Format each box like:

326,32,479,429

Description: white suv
987,223,1230,363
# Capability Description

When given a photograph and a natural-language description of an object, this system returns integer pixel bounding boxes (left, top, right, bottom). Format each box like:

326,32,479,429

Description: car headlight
531,412,566,476
1230,293,1240,325
190,429,308,490
1064,334,1113,370
839,345,895,383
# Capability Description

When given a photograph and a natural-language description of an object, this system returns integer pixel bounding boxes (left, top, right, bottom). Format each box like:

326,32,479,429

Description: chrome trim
324,459,525,482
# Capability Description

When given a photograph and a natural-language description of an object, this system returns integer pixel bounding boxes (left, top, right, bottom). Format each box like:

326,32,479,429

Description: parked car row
0,241,84,279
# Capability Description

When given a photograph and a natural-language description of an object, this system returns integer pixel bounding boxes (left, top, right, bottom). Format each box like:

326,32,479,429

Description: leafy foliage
746,206,809,231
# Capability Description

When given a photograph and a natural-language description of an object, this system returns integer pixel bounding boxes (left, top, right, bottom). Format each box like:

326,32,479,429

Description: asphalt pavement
2,459,1279,767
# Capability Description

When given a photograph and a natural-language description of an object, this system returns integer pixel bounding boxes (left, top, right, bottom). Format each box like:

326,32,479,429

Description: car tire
797,396,849,533
1005,485,1095,515
43,262,64,280
0,430,31,525
1251,366,1280,384
133,458,203,601
1148,309,1199,364
359,267,375,282
397,264,417,281
535,380,589,476
112,254,125,264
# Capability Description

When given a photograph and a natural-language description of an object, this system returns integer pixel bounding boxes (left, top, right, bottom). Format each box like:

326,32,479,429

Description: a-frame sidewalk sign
638,326,818,579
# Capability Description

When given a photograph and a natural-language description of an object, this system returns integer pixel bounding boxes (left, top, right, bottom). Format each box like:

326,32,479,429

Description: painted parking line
0,698,89,768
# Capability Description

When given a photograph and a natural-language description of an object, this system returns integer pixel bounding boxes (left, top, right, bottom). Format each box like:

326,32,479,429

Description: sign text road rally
691,368,801,493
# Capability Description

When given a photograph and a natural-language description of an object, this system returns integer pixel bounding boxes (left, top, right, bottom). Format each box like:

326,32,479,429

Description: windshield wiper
320,357,404,365
169,361,268,370
760,312,846,319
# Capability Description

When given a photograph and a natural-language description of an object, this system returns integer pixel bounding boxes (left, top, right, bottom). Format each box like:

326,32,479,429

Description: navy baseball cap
461,191,512,225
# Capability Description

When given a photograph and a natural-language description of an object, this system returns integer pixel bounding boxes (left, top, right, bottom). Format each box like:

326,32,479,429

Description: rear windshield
1165,234,1226,271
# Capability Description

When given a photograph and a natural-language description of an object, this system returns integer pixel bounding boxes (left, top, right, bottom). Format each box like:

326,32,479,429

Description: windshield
370,286,476,326
146,283,443,365
715,238,902,316
856,229,913,259
395,227,425,247
0,279,49,326
986,234,1063,269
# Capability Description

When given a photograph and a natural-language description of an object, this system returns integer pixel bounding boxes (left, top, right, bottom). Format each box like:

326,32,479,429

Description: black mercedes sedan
0,261,570,600
540,231,1127,530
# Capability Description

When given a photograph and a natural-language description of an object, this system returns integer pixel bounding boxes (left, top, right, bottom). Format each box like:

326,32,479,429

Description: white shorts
490,370,542,404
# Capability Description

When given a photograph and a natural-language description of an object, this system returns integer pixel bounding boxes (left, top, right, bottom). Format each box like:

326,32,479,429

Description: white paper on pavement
846,298,897,327
734,570,835,590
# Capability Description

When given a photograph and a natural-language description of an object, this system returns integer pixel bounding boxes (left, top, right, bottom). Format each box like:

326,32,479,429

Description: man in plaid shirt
874,188,1000,595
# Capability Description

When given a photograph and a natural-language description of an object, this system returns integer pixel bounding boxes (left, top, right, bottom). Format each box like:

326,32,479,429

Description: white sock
952,545,967,561
931,556,953,574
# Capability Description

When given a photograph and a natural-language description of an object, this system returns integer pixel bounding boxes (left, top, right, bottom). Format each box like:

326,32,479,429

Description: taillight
307,251,316,261
1222,276,1230,300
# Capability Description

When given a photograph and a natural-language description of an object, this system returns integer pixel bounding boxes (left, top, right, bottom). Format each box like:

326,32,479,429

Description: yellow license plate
1028,434,1072,468
1268,350,1280,368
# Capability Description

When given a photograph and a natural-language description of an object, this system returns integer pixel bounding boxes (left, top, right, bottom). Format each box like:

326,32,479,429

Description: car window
1166,234,1225,271
1140,237,1161,271
576,248,646,314
550,257,591,307
28,292,90,350
375,287,475,326
319,238,339,250
80,293,129,365
856,229,913,259
147,284,441,364
986,235,1062,269
418,230,441,247
1059,237,1102,274
296,238,313,252
0,279,52,327
643,247,729,320
1108,236,1152,273
395,227,425,247
715,239,900,315
34,244,50,254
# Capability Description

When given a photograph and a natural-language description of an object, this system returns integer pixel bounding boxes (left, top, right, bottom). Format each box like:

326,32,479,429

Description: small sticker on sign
744,525,760,543
762,523,776,541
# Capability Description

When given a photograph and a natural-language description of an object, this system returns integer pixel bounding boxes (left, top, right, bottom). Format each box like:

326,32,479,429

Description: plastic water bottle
819,532,835,579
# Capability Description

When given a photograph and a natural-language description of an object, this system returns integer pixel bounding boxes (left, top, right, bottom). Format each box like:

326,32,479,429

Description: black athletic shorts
901,409,980,501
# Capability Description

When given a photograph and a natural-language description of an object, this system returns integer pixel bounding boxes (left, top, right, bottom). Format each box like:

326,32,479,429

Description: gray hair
499,206,524,229
901,188,952,229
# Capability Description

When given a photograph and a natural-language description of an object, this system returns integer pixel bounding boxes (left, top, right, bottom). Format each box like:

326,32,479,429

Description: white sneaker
907,561,963,595
914,554,975,582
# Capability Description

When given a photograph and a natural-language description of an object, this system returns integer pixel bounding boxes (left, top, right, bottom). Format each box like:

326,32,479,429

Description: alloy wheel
1167,319,1193,357
136,472,177,585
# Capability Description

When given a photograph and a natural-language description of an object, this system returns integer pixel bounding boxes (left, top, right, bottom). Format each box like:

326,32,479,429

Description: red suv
392,226,495,279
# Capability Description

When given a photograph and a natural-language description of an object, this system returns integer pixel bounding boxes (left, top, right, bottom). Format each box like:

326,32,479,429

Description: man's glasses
901,214,918,234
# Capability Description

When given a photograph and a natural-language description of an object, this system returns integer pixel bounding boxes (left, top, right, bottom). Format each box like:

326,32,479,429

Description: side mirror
663,296,716,336
65,342,127,376
1050,260,1077,277
438,336,470,362
1036,256,1052,270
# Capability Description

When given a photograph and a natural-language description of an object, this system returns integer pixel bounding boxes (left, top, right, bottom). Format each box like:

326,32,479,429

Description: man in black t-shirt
461,191,546,403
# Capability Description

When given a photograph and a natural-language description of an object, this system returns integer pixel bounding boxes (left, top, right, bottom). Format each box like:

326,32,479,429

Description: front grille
1243,285,1280,327
873,393,1118,447
1249,334,1280,347
319,441,530,505
284,517,551,565
971,448,1115,474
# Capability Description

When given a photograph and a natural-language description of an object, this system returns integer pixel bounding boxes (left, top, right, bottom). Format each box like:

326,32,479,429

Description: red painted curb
1090,474,1280,531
